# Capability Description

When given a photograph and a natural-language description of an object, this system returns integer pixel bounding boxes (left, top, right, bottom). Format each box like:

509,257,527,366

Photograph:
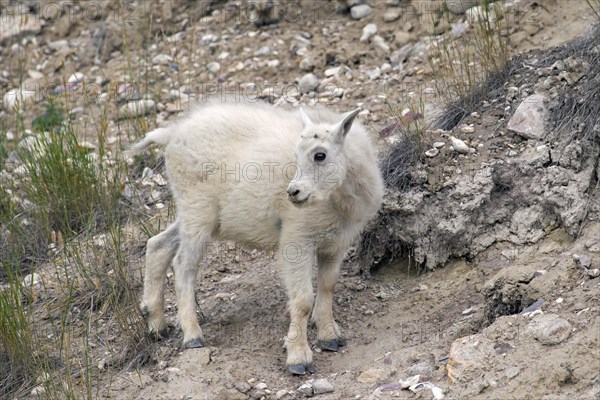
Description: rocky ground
1,0,599,399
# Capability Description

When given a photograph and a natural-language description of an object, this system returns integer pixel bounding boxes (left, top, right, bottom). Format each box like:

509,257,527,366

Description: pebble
425,148,439,158
360,23,377,42
275,390,288,399
371,35,391,53
461,125,475,133
119,99,156,118
505,366,520,379
299,73,319,93
365,67,381,80
357,367,389,384
324,67,341,77
312,379,334,395
530,314,572,345
68,72,85,84
383,10,401,22
433,141,445,149
450,136,469,154
207,61,221,73
254,46,271,57
351,4,374,19
299,58,314,71
152,54,173,65
255,382,268,390
508,150,518,157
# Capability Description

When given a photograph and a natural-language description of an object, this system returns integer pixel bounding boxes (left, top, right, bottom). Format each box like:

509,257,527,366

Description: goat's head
287,108,361,205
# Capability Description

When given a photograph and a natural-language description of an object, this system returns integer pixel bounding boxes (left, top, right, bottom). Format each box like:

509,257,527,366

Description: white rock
351,4,374,19
450,136,469,154
365,67,381,80
267,60,280,68
507,93,548,140
372,35,390,53
275,390,288,399
119,99,156,118
383,9,401,22
254,46,271,57
425,148,439,158
152,54,173,65
255,382,268,390
207,61,221,73
68,72,85,84
433,141,445,148
461,125,475,133
360,23,377,42
299,73,319,94
324,67,341,77
3,87,37,110
299,58,314,71
312,379,334,395
297,382,313,396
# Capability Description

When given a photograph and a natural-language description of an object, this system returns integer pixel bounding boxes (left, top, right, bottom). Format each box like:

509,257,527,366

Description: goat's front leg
312,246,345,352
280,241,315,375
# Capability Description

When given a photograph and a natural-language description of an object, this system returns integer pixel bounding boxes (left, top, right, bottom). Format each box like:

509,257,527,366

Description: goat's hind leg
173,229,211,348
141,221,180,338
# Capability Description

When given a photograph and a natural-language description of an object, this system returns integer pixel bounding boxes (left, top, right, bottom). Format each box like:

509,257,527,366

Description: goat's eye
314,152,326,162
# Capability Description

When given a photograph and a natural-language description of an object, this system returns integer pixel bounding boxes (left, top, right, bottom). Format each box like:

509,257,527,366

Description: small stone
505,366,520,379
119,99,156,118
360,23,377,42
529,314,572,345
507,94,548,140
573,254,592,269
383,10,401,22
66,72,85,84
312,379,334,395
450,136,469,154
299,58,314,71
297,382,313,397
31,385,45,396
425,148,439,158
351,4,374,19
371,35,390,53
433,141,445,149
365,67,381,80
299,73,319,94
461,125,475,133
254,46,271,57
324,67,341,77
275,390,288,399
207,61,221,73
152,54,173,65
255,382,268,390
508,150,518,157
357,367,389,385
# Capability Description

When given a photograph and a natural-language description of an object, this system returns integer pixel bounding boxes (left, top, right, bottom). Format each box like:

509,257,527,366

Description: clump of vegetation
429,0,513,129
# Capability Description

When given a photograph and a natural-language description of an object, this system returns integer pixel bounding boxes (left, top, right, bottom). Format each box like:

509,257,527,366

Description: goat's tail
129,127,170,155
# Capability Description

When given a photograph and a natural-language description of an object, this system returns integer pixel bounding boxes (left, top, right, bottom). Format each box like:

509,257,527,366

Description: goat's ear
300,108,313,129
334,108,361,140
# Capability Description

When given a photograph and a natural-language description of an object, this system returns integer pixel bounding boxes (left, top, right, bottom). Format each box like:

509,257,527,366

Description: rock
450,136,469,154
425,148,439,158
360,23,378,42
446,0,481,15
383,10,401,22
119,99,156,119
357,367,389,384
254,46,271,57
351,4,374,19
255,382,268,390
152,54,173,65
529,314,572,345
207,62,221,74
364,67,381,80
275,390,288,399
312,379,334,395
3,87,37,110
0,14,42,45
390,44,413,66
299,73,319,93
68,72,85,84
297,382,313,397
433,141,445,149
372,36,390,53
573,254,592,269
299,58,314,71
394,31,412,47
324,67,342,77
507,94,548,140
447,334,487,383
505,366,520,379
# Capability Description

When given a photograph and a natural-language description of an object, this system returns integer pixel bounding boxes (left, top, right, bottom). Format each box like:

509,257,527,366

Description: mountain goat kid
132,100,384,375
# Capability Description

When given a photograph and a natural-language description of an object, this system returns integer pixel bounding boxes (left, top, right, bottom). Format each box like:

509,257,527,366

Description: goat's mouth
289,195,309,205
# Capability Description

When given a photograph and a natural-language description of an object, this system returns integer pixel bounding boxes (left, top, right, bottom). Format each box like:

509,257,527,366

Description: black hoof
318,338,347,352
184,338,205,348
287,363,315,375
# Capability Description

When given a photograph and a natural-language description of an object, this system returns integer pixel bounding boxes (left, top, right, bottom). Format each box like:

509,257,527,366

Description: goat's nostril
287,188,300,197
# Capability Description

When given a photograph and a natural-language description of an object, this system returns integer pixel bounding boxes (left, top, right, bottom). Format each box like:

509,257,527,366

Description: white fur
133,99,384,373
